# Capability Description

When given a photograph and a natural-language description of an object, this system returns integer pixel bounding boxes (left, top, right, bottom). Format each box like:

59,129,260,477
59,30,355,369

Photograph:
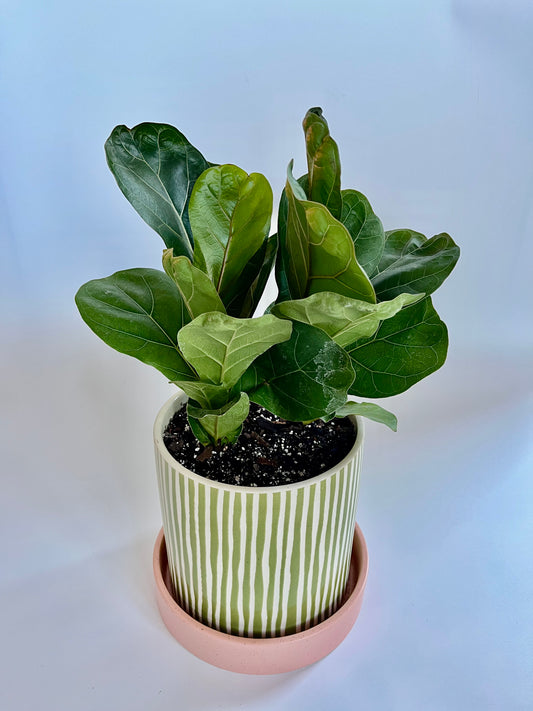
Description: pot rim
154,390,364,494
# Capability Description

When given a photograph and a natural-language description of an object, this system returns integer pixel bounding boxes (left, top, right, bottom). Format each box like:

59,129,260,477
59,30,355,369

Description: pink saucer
153,524,369,675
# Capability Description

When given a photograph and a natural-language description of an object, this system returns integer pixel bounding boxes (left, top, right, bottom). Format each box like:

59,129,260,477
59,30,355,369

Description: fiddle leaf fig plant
76,107,459,450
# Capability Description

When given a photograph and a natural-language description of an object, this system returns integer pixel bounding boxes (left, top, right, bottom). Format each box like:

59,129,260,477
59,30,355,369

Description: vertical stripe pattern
155,405,363,638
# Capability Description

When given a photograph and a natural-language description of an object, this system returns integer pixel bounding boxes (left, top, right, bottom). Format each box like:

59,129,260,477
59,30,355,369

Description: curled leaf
172,380,233,411
162,250,225,322
284,163,376,303
303,107,342,219
335,401,397,431
187,392,250,446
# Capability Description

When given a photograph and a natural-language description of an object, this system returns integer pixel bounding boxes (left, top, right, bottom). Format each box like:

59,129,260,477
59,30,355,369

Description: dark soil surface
163,403,357,487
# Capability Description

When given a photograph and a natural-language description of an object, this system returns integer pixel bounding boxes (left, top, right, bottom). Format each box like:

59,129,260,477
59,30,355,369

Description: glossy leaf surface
162,250,225,322
372,229,460,300
281,165,310,299
340,189,385,277
249,321,355,421
347,296,448,397
272,291,423,347
223,233,278,318
303,107,342,219
275,173,308,303
75,268,194,381
178,312,292,388
283,164,376,303
190,164,273,303
105,123,210,256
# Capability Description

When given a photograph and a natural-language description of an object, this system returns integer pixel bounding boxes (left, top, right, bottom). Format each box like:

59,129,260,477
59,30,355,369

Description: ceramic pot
153,524,369,674
153,391,364,638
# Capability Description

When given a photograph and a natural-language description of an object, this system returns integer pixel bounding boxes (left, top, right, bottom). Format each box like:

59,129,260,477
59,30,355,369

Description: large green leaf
189,164,273,304
272,291,423,347
340,189,385,277
162,249,225,322
248,321,355,421
335,401,397,431
303,107,342,219
177,312,292,388
75,268,194,381
105,123,210,257
284,164,376,303
372,229,460,301
346,296,448,397
223,233,278,318
187,392,250,446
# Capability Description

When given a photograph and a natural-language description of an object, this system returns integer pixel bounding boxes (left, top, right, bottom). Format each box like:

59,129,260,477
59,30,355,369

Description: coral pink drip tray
153,524,369,675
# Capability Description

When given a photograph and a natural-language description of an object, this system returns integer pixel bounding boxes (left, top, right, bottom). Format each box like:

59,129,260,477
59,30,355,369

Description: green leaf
249,321,355,421
162,250,225,322
346,296,448,397
188,392,250,446
275,174,308,303
272,291,423,348
372,229,460,301
284,164,376,303
376,229,425,270
178,312,292,388
223,233,278,318
75,268,195,381
189,164,273,304
173,380,233,410
105,123,210,257
335,401,397,431
187,413,212,446
340,190,385,277
281,166,311,299
303,107,342,219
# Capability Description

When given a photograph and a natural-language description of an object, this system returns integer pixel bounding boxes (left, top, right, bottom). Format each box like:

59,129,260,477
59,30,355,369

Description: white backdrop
1,1,532,709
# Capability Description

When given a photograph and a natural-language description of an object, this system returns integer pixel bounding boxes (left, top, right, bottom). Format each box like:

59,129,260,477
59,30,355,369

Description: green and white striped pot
154,391,364,638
